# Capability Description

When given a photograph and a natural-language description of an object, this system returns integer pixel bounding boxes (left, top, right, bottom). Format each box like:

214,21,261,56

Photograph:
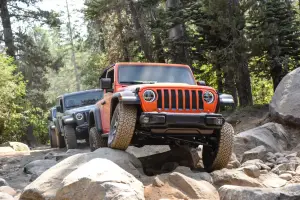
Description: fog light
143,117,150,123
215,118,224,125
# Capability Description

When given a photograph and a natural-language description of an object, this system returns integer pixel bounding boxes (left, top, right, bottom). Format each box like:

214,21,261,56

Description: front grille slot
156,88,204,112
185,90,190,110
164,89,169,110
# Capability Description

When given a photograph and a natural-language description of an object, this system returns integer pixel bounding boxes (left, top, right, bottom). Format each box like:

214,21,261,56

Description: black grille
156,89,204,111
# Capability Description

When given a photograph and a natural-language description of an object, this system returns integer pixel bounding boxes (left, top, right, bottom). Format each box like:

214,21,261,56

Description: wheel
108,103,137,150
202,122,234,172
64,125,77,149
55,127,66,148
89,127,108,152
50,129,57,148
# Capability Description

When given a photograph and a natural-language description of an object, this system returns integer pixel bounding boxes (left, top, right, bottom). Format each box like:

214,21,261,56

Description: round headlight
203,91,215,104
75,113,84,120
143,90,156,102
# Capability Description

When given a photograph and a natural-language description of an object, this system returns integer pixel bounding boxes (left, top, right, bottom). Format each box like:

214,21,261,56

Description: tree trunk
116,11,130,62
0,0,15,58
216,64,223,93
26,124,37,148
154,34,165,62
224,67,238,109
128,0,153,62
270,59,286,91
235,60,253,106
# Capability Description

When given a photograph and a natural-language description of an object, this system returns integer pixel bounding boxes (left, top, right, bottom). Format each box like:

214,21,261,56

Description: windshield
64,91,103,110
118,65,196,85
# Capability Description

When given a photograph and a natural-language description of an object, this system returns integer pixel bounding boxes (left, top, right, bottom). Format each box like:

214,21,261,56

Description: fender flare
110,90,141,120
89,107,103,134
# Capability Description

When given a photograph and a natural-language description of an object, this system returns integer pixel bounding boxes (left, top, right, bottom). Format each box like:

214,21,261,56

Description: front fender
62,115,75,125
112,90,140,105
89,108,103,133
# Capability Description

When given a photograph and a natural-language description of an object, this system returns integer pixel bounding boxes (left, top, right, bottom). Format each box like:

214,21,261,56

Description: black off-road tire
50,129,57,148
202,122,234,172
64,125,78,149
108,103,137,150
55,127,66,148
89,127,108,152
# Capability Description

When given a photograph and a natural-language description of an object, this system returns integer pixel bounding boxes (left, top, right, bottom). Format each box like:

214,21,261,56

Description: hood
119,83,216,92
64,104,96,115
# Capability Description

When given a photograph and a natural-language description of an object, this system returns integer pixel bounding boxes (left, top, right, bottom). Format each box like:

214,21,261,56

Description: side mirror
197,81,206,86
56,106,62,113
100,78,112,89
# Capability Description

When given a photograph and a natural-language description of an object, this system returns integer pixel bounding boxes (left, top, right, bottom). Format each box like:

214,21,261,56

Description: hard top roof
100,62,190,78
57,89,102,99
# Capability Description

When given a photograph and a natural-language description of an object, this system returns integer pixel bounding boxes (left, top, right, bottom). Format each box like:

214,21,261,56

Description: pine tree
247,0,300,90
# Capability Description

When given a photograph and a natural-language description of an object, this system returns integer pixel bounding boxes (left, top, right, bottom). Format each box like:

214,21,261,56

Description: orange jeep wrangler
88,62,235,171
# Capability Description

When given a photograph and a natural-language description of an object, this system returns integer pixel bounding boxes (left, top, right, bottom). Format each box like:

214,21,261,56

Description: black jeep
55,89,104,149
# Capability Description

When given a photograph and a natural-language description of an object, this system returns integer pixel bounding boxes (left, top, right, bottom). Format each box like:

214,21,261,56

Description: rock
0,147,15,153
288,156,300,164
271,163,296,175
0,186,16,196
285,171,296,176
168,172,219,200
279,173,293,181
234,123,291,161
241,159,271,171
266,152,276,160
274,152,284,158
20,148,143,200
55,158,144,200
173,166,213,183
0,179,8,187
296,166,300,174
265,162,275,169
286,152,297,159
23,160,57,177
3,142,30,152
0,192,14,200
126,145,170,158
269,67,300,126
261,173,287,188
227,153,241,169
260,170,268,175
242,145,267,163
243,165,260,178
219,184,300,200
276,157,289,165
152,177,164,187
211,168,263,188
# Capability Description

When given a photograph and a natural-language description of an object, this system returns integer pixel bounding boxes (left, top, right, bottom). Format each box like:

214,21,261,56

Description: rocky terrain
1,67,300,200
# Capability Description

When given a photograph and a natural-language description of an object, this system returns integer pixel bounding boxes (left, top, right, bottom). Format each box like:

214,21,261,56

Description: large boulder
211,168,263,188
270,67,300,127
24,160,57,177
219,184,300,200
0,192,14,200
234,123,291,161
2,142,30,152
145,172,219,200
55,158,144,200
20,148,143,200
0,147,15,153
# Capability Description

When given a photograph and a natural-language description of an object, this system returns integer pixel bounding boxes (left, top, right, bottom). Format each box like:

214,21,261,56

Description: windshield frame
63,91,103,110
117,64,196,85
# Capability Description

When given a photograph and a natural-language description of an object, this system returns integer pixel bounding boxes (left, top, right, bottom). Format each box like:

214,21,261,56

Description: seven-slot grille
156,89,204,111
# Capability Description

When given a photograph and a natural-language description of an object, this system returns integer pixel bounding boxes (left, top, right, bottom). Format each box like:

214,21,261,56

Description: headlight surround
203,91,215,104
75,112,84,121
143,90,156,102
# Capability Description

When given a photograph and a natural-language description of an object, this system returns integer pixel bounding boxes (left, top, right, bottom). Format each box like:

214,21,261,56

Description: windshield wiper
120,81,157,85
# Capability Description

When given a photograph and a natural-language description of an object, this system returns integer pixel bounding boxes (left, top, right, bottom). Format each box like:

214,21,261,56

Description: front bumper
139,112,225,131
75,123,89,134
